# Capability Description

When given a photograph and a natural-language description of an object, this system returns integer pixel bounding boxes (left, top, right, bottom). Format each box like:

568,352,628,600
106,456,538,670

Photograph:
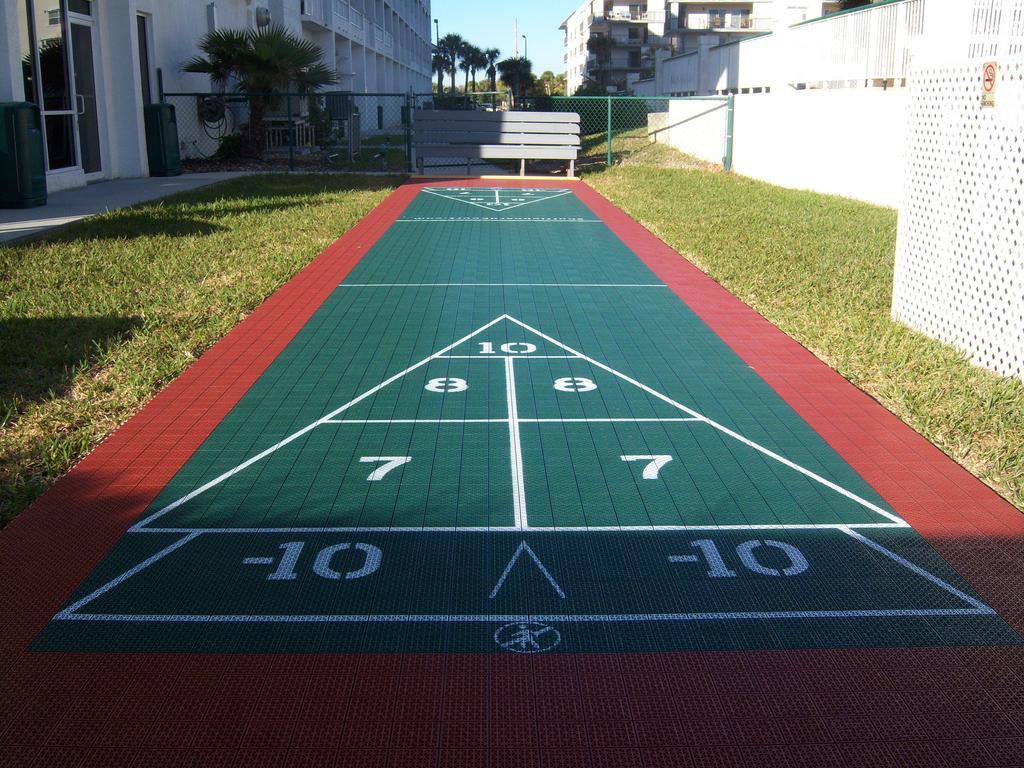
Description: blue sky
430,0,580,76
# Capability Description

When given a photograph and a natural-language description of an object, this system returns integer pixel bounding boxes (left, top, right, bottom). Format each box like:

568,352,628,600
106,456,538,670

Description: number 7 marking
620,455,673,480
360,456,412,481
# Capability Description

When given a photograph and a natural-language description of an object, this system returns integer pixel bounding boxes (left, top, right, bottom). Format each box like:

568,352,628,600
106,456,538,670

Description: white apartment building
561,1,840,94
0,0,432,192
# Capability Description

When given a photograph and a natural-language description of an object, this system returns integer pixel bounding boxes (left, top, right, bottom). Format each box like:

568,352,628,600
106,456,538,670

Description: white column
0,1,25,101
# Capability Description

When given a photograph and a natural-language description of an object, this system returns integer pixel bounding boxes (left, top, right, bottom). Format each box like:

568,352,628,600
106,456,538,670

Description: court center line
505,356,527,530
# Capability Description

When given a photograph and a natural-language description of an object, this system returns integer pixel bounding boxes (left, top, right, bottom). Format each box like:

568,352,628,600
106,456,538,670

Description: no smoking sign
982,61,998,108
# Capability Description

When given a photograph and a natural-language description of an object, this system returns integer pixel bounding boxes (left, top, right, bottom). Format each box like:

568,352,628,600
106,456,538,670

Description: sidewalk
0,173,248,244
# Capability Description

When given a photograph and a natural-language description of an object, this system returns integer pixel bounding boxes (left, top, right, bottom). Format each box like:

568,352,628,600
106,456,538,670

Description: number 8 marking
425,377,468,392
554,377,597,392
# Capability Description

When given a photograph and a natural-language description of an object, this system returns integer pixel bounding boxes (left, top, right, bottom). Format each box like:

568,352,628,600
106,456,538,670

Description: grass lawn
586,151,1024,512
0,174,399,526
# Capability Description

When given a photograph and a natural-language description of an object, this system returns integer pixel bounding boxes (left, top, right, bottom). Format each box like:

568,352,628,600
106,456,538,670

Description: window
628,50,641,67
47,8,60,24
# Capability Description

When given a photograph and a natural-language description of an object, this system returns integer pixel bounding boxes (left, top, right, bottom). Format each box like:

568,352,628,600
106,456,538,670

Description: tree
484,48,501,93
432,49,447,93
182,25,335,157
533,70,566,96
437,33,464,93
466,46,488,93
458,42,476,93
497,56,534,101
586,34,614,89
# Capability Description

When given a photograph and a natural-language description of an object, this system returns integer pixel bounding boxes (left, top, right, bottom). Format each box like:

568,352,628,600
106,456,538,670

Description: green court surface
36,187,1018,653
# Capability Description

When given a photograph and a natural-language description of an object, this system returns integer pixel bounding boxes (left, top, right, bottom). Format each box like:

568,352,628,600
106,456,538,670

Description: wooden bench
412,110,580,177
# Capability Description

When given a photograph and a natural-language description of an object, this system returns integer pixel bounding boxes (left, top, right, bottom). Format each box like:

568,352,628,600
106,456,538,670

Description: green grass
586,151,1024,513
0,174,399,526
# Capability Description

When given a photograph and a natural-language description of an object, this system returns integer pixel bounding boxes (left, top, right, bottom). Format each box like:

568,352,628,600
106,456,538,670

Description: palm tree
437,33,464,94
467,46,488,93
183,25,335,157
484,48,501,93
432,49,447,93
496,56,534,101
458,43,473,93
586,34,614,90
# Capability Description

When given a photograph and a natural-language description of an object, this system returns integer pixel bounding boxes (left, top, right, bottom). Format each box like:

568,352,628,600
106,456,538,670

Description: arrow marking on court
489,541,566,599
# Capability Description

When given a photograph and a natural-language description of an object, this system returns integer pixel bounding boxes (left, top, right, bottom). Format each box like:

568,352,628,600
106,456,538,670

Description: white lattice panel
893,55,1024,379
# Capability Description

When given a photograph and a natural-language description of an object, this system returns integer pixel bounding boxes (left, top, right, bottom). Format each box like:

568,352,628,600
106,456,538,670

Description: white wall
659,88,908,207
731,88,908,207
654,97,729,165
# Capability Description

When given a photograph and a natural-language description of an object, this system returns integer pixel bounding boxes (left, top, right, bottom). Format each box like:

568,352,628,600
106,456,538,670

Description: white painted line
503,315,909,527
421,187,573,212
322,417,702,425
53,532,202,618
839,526,994,612
396,218,602,223
129,315,511,531
336,284,669,288
438,355,582,359
489,541,565,599
56,607,995,624
505,356,527,530
133,522,910,534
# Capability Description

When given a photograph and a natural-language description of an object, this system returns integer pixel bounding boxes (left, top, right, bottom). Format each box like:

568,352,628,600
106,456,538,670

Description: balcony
606,9,665,23
300,0,330,28
681,14,769,32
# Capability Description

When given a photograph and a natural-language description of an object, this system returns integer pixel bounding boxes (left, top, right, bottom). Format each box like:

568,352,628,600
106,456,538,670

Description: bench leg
467,158,472,175
519,158,526,177
568,159,575,178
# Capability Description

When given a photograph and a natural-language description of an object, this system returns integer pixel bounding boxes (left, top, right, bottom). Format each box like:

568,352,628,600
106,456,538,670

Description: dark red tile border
1,177,1022,768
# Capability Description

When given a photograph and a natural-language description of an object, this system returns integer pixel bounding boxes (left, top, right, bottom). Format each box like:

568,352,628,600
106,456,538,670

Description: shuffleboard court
33,185,1018,654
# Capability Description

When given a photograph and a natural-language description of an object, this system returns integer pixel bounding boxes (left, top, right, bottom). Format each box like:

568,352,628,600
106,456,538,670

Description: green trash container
143,102,181,177
0,102,47,208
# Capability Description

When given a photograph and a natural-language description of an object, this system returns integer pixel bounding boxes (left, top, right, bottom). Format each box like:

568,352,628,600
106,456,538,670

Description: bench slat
413,132,580,146
417,145,578,160
414,120,580,135
413,109,579,123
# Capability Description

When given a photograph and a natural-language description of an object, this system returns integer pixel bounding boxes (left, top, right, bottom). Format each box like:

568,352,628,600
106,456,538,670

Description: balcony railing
300,0,329,27
682,14,769,31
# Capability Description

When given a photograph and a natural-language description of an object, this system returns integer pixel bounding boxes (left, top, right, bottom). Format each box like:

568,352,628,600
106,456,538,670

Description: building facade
0,0,432,192
561,1,841,95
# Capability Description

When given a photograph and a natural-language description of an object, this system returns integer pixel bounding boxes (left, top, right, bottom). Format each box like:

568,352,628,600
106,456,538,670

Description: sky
430,0,581,76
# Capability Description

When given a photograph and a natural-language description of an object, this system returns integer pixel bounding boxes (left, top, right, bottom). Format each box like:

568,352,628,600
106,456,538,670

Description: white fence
647,0,1024,97
892,55,1024,379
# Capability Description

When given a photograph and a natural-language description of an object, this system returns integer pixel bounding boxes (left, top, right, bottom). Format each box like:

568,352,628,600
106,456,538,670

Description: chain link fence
164,91,413,173
161,90,731,175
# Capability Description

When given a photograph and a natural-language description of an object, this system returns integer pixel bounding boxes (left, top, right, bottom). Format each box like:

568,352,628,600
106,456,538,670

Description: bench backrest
412,110,581,147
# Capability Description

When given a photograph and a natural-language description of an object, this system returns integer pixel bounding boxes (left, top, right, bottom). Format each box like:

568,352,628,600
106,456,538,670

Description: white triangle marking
489,542,566,599
422,187,573,213
133,314,905,530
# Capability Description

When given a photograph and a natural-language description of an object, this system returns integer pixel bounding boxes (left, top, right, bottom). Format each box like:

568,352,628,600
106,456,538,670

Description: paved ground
0,173,248,243
2,180,1023,766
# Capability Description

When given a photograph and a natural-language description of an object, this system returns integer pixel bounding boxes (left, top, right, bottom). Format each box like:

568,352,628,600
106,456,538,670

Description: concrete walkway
0,172,248,243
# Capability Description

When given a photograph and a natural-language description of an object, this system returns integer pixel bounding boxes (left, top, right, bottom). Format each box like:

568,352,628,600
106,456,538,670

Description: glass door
69,19,102,175
32,0,78,171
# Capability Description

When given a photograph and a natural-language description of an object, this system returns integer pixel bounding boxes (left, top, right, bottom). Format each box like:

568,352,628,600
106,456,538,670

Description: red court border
2,179,1023,767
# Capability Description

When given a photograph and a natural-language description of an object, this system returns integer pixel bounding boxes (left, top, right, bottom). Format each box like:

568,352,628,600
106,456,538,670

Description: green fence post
724,94,734,172
606,95,613,167
287,94,295,172
405,92,413,173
